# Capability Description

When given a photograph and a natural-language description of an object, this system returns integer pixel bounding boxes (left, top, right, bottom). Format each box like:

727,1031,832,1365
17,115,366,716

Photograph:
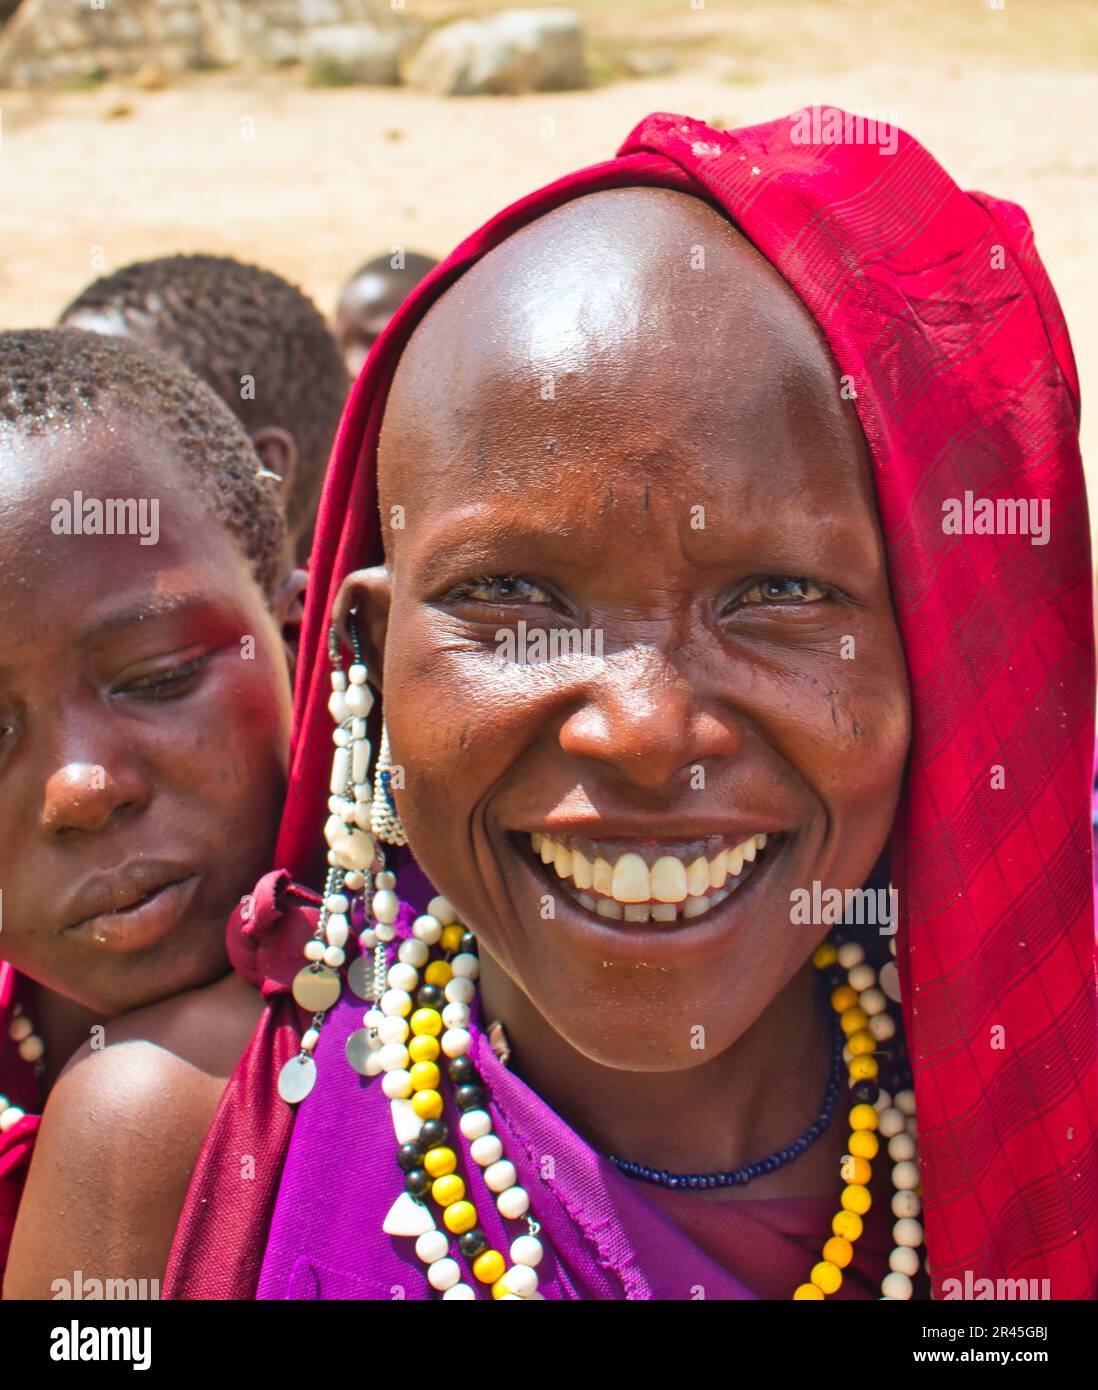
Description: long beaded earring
278,616,381,1104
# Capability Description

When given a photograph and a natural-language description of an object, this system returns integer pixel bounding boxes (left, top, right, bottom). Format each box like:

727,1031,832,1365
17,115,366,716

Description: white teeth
529,830,772,923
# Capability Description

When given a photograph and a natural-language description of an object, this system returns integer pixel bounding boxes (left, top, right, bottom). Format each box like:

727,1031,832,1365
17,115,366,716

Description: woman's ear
252,426,300,511
272,567,309,682
332,567,392,691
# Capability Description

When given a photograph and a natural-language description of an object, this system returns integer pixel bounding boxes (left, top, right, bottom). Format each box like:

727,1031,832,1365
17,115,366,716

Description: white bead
332,728,350,749
352,739,371,786
301,1028,320,1052
888,1133,916,1162
484,1159,517,1193
413,914,443,945
380,988,411,1017
322,945,345,968
502,1264,538,1297
348,663,368,685
499,1293,523,1300
837,942,864,968
331,670,348,691
15,1033,42,1061
398,939,430,968
381,1069,412,1099
378,1016,408,1045
860,987,888,1017
889,1245,920,1275
441,1028,471,1058
0,1106,26,1131
892,1161,920,1191
868,1012,896,1041
497,1185,530,1220
905,1116,919,1140
442,1283,476,1300
365,1051,384,1077
427,896,457,925
328,690,349,724
372,890,400,924
364,1008,385,1029
375,921,396,943
460,1109,493,1141
353,800,373,832
879,961,901,1002
351,718,367,740
326,893,349,914
427,1257,460,1291
383,1190,435,1237
376,871,397,889
330,747,351,795
391,1097,423,1145
415,1230,449,1264
847,963,875,992
881,1271,913,1300
378,1043,410,1072
304,939,325,962
875,1088,893,1113
387,963,419,993
344,871,366,891
891,1189,921,1218
445,977,475,1006
325,915,349,948
893,1217,924,1248
324,814,347,848
450,952,479,980
878,1107,905,1138
442,1002,470,1029
346,683,374,717
895,1088,917,1115
510,1235,544,1268
471,1134,504,1167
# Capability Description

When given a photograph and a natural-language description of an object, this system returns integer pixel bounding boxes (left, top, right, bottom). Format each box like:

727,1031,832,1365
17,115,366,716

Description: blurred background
0,0,1094,507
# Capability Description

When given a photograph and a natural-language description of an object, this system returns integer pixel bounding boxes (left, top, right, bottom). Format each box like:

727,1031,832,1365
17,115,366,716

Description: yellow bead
840,1006,869,1036
491,1277,511,1300
847,1029,876,1057
841,1184,872,1215
831,985,858,1014
832,1210,863,1241
408,1035,440,1064
423,1145,457,1178
443,1200,478,1234
849,1103,879,1131
842,1154,872,1186
411,1088,444,1120
793,1283,825,1300
473,1249,505,1284
440,925,465,953
424,961,453,987
812,943,838,970
823,1236,853,1268
409,1061,441,1092
810,1260,843,1295
410,1008,443,1037
431,1173,465,1206
848,1055,879,1082
848,1129,879,1160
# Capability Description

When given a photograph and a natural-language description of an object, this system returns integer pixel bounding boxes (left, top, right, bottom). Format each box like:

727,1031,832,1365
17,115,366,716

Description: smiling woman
12,109,1095,1304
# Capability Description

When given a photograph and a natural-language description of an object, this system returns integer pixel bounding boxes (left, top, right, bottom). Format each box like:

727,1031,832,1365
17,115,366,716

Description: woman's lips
64,875,200,952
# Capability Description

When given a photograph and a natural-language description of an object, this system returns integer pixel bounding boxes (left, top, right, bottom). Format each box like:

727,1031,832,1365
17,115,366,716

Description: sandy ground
0,0,1095,512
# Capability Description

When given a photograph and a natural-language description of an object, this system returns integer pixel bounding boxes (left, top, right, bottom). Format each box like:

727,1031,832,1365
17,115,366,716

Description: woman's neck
25,982,111,1096
476,952,846,1202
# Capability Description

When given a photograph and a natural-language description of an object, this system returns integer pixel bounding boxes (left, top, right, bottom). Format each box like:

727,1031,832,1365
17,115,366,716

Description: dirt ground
1,0,1095,512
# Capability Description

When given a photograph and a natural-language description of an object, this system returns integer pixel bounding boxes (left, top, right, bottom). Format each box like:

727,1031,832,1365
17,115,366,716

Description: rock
620,48,675,79
405,9,587,97
304,22,400,85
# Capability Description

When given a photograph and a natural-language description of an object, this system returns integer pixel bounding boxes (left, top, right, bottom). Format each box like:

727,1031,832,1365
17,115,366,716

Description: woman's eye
115,654,210,700
450,575,552,605
740,577,827,606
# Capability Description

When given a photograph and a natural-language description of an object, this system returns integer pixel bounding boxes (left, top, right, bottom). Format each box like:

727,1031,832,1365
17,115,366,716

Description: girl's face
0,413,293,1015
348,188,911,1070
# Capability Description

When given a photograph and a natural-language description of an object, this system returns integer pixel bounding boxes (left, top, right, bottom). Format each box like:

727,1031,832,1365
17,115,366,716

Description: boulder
304,22,401,84
405,8,586,97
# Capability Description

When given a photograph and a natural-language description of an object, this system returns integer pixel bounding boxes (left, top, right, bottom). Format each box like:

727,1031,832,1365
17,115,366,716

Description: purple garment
257,907,759,1301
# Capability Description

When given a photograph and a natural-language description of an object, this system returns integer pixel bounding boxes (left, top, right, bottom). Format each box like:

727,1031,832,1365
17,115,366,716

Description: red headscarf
186,110,1098,1298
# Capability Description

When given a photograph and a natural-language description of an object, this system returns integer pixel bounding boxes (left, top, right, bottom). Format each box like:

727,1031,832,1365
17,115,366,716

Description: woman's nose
557,646,742,789
39,757,149,838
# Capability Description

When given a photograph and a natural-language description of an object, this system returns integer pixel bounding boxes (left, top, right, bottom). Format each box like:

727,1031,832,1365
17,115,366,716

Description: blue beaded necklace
607,1004,845,1190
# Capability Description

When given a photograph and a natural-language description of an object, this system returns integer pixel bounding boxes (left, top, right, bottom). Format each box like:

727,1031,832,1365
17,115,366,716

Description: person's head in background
0,328,296,1016
335,250,439,380
58,253,348,565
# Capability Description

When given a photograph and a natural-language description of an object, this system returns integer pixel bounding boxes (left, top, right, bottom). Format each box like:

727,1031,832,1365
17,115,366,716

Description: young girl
8,110,1095,1301
0,327,299,1282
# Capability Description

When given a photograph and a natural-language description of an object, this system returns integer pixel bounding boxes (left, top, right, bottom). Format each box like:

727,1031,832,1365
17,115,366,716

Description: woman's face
351,188,910,1070
0,412,293,1015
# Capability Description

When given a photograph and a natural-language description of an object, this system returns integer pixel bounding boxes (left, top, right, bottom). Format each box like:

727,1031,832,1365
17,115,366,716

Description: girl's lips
65,875,200,953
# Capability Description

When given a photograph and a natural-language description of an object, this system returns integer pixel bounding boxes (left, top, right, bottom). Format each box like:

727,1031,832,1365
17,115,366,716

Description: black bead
458,1227,488,1259
459,932,477,954
396,1143,423,1173
851,1080,879,1105
404,1168,430,1196
418,1119,448,1151
417,985,445,1009
454,1083,485,1112
447,1055,477,1086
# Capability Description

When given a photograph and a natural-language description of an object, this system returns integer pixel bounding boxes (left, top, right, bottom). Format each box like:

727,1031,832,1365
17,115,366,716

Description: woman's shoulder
2,971,263,1298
